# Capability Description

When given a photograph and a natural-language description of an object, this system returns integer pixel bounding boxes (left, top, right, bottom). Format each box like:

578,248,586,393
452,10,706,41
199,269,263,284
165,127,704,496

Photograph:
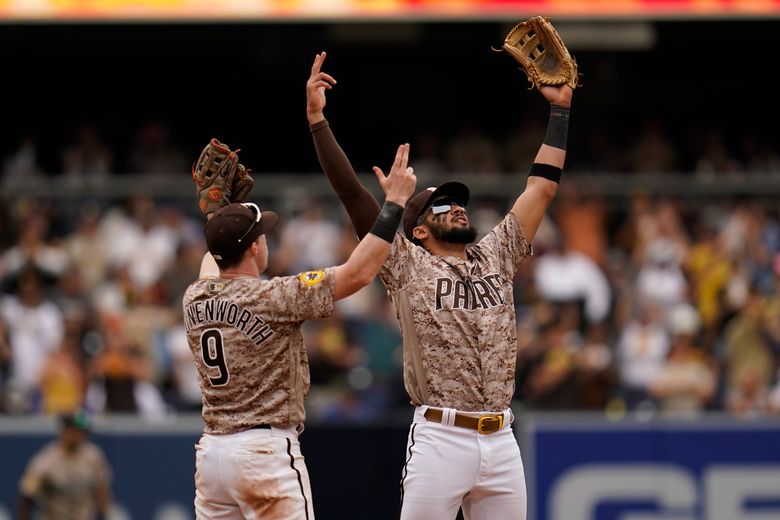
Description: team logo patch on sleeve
299,271,325,287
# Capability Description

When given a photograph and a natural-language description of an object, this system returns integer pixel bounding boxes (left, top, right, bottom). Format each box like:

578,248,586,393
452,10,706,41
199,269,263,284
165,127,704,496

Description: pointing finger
310,51,326,74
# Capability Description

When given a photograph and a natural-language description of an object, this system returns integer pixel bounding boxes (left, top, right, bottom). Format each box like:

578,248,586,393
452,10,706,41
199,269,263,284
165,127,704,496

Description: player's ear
413,224,429,242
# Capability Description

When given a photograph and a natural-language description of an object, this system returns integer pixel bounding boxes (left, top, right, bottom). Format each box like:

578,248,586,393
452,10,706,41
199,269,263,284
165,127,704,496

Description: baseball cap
60,411,91,431
402,181,470,241
204,202,279,261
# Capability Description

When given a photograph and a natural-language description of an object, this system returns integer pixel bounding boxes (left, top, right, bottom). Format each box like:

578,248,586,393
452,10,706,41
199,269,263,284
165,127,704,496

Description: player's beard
427,220,478,244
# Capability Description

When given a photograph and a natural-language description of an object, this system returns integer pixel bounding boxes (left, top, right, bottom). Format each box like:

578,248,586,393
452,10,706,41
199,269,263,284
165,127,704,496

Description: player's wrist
307,110,325,126
384,196,406,208
543,105,570,150
369,201,404,243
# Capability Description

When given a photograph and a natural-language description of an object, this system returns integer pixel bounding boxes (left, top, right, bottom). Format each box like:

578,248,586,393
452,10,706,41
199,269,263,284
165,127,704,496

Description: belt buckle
477,414,503,434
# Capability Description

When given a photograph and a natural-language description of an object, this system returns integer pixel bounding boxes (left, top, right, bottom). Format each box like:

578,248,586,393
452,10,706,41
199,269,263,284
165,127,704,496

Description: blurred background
1,0,780,519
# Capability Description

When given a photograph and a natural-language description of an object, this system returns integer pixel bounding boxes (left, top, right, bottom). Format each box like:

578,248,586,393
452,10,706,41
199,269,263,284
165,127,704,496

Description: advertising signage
527,417,780,520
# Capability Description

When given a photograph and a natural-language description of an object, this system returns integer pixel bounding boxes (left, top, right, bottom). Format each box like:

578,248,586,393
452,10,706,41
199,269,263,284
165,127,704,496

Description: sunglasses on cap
236,202,262,244
417,197,466,226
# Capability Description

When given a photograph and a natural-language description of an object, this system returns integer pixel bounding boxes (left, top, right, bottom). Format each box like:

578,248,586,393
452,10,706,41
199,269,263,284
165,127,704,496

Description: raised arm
333,143,415,300
510,84,573,242
307,51,381,239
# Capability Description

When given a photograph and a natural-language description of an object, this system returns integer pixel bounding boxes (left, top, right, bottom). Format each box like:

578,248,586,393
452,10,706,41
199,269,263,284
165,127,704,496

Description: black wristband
543,104,570,150
369,201,404,243
529,163,562,183
309,119,329,133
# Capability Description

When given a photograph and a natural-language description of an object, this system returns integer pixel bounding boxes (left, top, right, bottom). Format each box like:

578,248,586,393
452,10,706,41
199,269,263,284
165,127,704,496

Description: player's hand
540,84,573,108
307,51,337,125
373,143,417,208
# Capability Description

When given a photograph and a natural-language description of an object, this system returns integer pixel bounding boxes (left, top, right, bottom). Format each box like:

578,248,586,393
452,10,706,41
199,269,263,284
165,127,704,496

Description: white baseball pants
194,425,314,520
399,406,527,520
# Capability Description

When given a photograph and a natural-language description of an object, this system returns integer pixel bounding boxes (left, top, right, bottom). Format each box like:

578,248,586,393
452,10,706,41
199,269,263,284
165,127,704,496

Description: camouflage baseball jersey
183,269,334,434
379,214,531,412
19,440,112,520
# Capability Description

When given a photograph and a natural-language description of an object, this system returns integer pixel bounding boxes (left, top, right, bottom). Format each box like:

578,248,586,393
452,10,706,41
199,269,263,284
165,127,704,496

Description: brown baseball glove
192,138,254,216
497,16,580,90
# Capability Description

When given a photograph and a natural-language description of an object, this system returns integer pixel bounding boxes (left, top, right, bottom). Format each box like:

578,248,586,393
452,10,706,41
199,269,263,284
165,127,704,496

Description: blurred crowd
2,120,780,423
3,114,780,181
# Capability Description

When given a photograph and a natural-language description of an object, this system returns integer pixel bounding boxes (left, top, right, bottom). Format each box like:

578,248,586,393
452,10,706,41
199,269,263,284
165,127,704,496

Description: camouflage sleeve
378,233,417,292
259,267,335,322
476,214,532,275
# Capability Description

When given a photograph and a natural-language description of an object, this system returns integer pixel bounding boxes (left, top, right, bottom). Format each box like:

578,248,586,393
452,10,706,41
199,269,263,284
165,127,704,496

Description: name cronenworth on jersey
183,296,275,346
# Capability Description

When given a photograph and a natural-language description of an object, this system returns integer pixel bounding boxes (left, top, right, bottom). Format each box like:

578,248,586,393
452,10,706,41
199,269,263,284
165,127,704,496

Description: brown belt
424,407,505,434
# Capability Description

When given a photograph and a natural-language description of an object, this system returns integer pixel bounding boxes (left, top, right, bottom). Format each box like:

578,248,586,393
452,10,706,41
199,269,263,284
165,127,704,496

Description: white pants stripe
399,406,527,520
194,426,314,520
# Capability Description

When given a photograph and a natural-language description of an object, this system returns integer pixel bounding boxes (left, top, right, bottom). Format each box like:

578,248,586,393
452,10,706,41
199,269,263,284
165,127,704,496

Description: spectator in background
17,412,112,520
1,211,70,286
686,218,732,339
112,197,178,290
648,303,716,415
533,226,612,326
520,304,581,410
740,134,780,175
627,119,677,174
579,128,625,173
554,182,608,266
636,238,688,310
727,364,772,417
503,117,545,174
761,255,780,362
65,202,110,291
39,331,86,415
0,269,64,412
161,314,202,411
575,322,616,410
275,198,341,274
61,124,113,182
694,128,741,178
444,123,502,175
85,328,167,420
724,291,774,416
410,131,446,187
625,197,689,269
616,302,670,410
2,133,45,181
159,238,208,308
129,121,187,176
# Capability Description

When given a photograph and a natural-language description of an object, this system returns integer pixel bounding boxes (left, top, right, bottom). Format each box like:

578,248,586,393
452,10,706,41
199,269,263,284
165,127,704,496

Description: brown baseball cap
204,202,278,261
402,181,470,241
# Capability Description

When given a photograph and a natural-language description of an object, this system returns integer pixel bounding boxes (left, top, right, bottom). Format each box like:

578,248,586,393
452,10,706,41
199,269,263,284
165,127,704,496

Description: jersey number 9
201,329,229,386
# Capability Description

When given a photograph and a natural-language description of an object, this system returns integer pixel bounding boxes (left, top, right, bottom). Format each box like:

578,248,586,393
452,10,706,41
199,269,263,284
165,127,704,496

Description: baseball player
306,51,572,519
184,141,416,519
17,412,112,520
